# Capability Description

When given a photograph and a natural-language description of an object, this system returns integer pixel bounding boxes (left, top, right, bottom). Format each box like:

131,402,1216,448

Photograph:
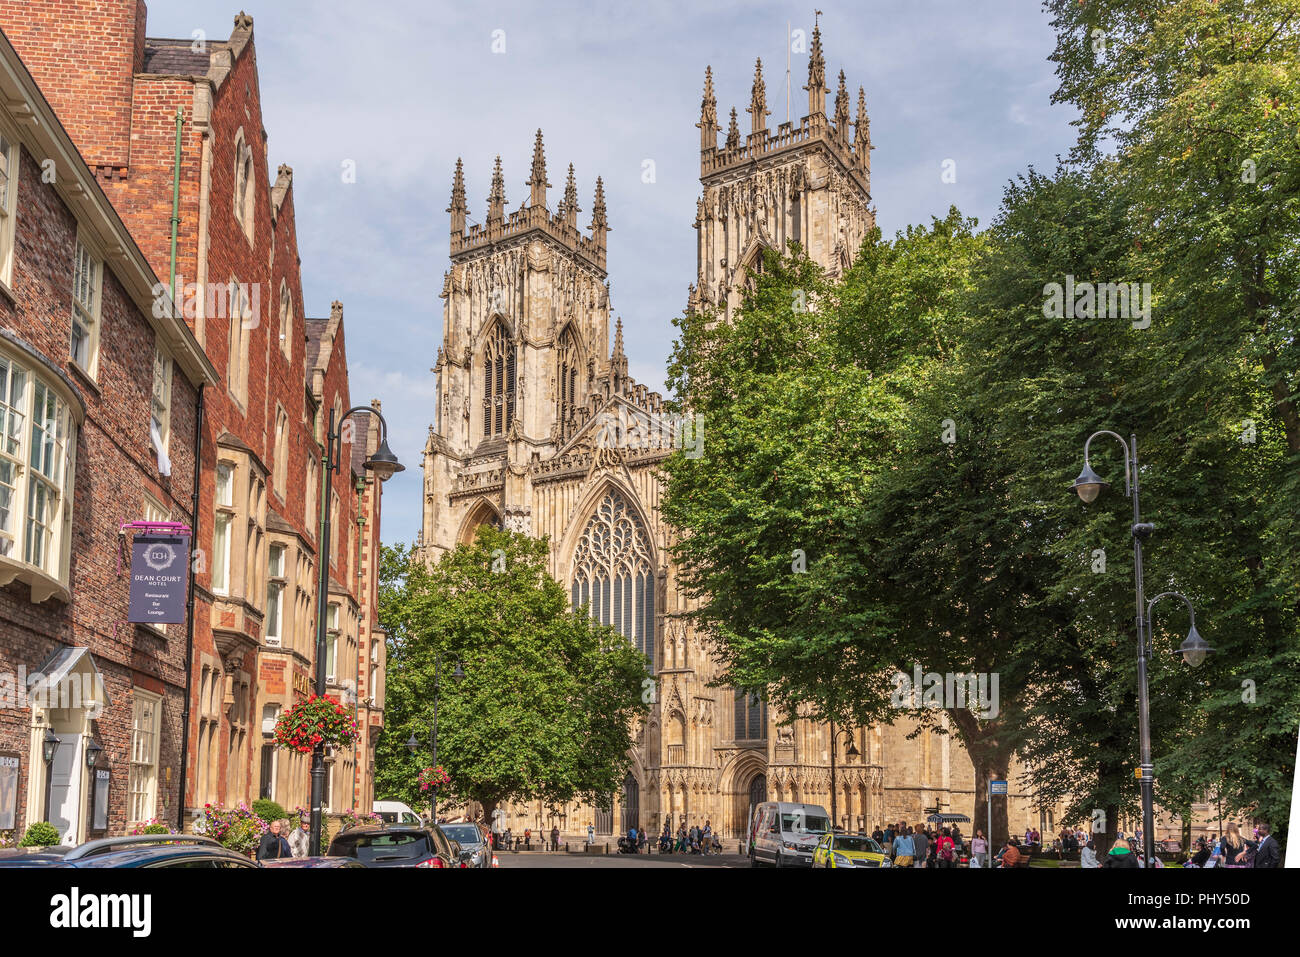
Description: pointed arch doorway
620,772,639,834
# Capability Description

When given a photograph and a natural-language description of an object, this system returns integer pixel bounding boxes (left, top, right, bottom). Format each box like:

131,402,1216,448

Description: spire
447,157,466,235
854,86,872,161
613,316,625,358
806,14,827,116
747,57,769,135
698,65,718,151
487,155,505,223
590,176,608,247
725,106,741,150
527,128,550,208
611,316,628,383
560,163,580,225
834,69,851,138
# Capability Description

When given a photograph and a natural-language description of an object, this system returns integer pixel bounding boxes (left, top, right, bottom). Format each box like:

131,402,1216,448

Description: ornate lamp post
829,723,859,833
1072,431,1212,866
309,406,402,855
407,653,464,823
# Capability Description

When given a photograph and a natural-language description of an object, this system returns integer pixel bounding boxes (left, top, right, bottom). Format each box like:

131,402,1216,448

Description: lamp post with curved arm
309,405,403,856
829,723,859,834
1071,431,1212,867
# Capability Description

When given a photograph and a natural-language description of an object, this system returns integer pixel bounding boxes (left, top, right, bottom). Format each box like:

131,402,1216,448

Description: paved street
494,850,748,868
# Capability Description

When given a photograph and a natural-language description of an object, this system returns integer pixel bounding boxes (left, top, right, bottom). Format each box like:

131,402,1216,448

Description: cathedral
417,25,1049,841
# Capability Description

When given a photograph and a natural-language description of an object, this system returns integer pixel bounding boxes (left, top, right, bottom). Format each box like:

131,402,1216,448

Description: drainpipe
169,108,199,833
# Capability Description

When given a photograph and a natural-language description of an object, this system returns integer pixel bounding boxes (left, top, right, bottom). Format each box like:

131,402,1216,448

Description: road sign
990,780,1008,795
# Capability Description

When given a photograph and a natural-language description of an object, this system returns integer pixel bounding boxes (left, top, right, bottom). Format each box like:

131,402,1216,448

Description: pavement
493,849,749,868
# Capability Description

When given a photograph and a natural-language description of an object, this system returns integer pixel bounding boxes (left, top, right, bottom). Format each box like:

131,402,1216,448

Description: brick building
0,27,219,843
0,3,388,830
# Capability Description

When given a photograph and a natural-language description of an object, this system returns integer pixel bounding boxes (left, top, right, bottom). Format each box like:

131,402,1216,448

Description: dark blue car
0,834,257,868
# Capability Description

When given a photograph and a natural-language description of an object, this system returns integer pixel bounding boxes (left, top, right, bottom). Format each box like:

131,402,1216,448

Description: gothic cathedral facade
419,26,1048,840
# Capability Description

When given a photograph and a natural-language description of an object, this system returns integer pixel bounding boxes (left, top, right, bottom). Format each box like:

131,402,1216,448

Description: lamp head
845,740,860,759
1071,461,1110,504
405,733,419,755
42,728,60,764
1177,624,1213,668
85,740,103,769
452,662,465,681
365,437,404,482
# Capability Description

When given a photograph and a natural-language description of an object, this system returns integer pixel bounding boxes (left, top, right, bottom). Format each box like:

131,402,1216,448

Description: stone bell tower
419,132,614,562
688,17,875,318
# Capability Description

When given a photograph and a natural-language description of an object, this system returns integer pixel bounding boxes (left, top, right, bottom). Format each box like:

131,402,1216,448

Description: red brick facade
0,2,386,831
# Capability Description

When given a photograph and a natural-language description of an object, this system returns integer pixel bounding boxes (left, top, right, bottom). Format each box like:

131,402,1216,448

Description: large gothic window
482,322,516,437
557,328,580,425
570,490,654,665
734,691,766,740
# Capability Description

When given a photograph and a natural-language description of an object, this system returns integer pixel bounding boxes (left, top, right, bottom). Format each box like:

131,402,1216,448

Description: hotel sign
127,534,190,624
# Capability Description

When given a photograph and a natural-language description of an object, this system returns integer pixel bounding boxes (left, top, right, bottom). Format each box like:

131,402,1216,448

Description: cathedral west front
417,25,1050,841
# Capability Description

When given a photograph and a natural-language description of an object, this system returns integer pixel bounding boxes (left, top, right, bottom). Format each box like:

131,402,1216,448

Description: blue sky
145,0,1080,546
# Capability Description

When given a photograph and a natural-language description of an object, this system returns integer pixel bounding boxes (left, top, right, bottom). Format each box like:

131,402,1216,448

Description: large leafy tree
374,530,649,825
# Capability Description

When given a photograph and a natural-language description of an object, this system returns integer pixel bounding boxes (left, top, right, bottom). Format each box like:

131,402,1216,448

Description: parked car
811,832,891,869
748,801,831,867
0,835,257,868
372,800,423,825
439,822,492,869
260,856,367,868
326,824,459,868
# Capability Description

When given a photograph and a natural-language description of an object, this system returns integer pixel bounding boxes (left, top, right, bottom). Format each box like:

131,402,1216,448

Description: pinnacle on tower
488,155,505,223
610,316,628,383
698,65,718,151
805,16,827,116
747,57,769,135
527,128,551,208
613,316,625,358
590,176,609,247
834,69,851,138
725,106,741,150
560,163,580,225
854,86,872,160
448,157,467,235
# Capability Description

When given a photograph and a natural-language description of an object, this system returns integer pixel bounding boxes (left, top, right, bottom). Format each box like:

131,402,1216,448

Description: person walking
257,819,292,861
288,816,311,858
1252,823,1280,868
676,822,687,854
971,830,988,868
892,826,916,868
912,825,929,869
626,823,638,854
585,822,595,846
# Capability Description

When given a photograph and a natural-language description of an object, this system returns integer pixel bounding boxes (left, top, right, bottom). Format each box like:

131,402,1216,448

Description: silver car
439,822,492,869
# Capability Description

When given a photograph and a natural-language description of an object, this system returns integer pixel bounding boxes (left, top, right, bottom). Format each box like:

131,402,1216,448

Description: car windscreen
440,826,481,846
781,813,830,835
329,832,429,863
833,837,882,853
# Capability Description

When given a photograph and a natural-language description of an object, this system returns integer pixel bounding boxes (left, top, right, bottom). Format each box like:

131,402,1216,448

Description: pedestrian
892,826,915,868
1080,840,1100,868
638,827,648,853
936,827,955,868
1221,822,1250,868
257,818,292,861
288,816,310,858
626,823,638,854
1187,838,1211,869
676,822,687,854
551,824,560,851
971,829,988,869
882,823,895,848
1102,840,1138,868
524,827,532,849
660,821,672,853
912,825,929,868
1252,823,1280,868
702,822,713,856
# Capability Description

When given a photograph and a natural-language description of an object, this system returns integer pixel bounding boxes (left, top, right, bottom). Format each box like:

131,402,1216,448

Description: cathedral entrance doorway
621,772,639,833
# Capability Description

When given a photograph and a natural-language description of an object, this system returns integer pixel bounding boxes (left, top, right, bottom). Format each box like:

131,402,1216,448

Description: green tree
375,530,649,826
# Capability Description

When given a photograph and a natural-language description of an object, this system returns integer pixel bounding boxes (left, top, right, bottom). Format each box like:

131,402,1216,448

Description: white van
748,801,832,867
372,800,422,826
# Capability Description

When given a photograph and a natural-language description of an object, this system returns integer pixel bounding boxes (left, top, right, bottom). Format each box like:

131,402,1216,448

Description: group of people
874,822,969,868
491,825,564,851
255,817,312,861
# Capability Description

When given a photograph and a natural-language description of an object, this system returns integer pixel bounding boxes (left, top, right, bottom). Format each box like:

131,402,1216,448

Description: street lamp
406,652,464,824
84,740,103,769
309,405,403,856
42,729,59,824
1072,431,1211,867
829,723,859,833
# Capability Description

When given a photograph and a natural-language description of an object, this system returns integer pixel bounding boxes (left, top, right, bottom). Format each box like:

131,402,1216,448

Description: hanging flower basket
418,766,451,793
273,694,358,754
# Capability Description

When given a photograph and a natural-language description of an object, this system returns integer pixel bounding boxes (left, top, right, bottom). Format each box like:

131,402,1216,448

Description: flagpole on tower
786,20,791,124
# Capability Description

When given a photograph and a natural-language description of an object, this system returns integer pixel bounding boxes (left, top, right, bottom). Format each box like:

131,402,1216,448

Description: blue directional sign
990,780,1008,795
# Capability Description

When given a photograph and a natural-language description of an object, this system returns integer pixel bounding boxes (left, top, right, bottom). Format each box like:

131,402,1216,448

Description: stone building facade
0,3,388,829
419,26,1056,841
0,26,218,843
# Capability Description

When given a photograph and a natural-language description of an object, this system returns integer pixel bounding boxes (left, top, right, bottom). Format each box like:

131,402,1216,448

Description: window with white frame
266,543,285,647
325,603,339,683
128,690,161,823
226,278,252,405
212,462,234,594
278,280,292,358
0,352,78,589
151,342,173,475
0,128,16,286
70,239,102,375
305,456,318,538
